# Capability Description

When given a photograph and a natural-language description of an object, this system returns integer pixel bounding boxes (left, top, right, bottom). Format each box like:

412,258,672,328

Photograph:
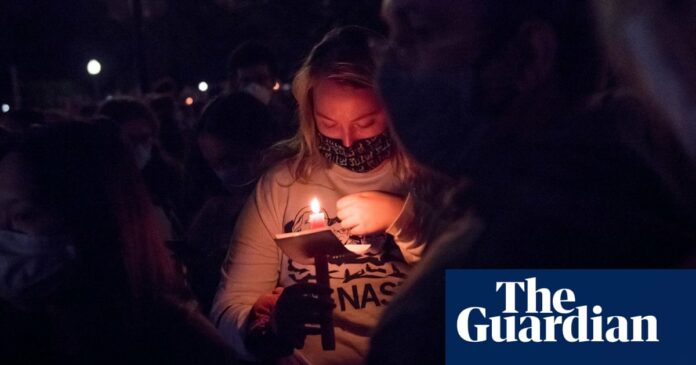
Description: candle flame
310,198,320,213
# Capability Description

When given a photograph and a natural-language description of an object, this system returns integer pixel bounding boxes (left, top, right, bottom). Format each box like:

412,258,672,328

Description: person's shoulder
257,160,297,192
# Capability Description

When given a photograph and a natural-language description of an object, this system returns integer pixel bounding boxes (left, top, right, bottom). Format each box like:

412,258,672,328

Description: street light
1,104,9,113
87,59,102,76
198,81,209,92
87,59,102,101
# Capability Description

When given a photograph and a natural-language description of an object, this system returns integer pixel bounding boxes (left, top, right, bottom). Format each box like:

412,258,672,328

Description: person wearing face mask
97,97,185,241
211,26,425,364
0,123,234,364
182,92,277,312
227,40,297,140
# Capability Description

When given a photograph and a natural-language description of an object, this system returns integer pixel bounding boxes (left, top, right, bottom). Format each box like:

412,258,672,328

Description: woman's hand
270,283,334,349
336,191,405,235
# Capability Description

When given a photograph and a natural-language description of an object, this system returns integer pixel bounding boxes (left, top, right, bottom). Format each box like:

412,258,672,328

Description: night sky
1,0,385,108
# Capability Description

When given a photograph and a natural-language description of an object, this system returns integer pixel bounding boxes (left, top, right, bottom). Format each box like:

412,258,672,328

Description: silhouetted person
183,92,276,312
150,94,187,164
368,0,696,363
98,97,185,240
227,40,296,140
0,123,233,364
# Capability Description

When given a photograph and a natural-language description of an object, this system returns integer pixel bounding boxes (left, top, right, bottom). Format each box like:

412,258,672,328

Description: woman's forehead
312,79,382,118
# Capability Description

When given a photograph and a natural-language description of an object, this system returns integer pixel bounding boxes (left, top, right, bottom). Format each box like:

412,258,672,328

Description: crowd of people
1,0,695,364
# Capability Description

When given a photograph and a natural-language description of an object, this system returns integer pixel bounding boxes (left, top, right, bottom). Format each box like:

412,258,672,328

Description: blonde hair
264,26,416,182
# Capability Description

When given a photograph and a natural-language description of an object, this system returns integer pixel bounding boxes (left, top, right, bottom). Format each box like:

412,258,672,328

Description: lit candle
309,198,326,229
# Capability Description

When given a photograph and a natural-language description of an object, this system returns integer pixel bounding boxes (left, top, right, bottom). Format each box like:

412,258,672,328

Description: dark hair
183,93,276,219
226,41,278,79
482,0,605,99
149,94,177,120
97,97,159,133
7,122,184,308
197,92,275,153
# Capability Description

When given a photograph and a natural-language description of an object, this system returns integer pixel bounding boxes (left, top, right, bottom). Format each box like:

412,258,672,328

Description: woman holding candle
211,26,424,364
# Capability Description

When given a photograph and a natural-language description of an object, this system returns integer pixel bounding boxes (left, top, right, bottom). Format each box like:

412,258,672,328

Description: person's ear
514,20,558,93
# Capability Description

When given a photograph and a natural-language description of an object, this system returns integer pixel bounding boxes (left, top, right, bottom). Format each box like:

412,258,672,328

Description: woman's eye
321,120,337,128
356,119,376,128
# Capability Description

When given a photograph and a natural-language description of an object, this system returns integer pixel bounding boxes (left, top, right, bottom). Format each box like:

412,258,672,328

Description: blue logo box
445,270,696,364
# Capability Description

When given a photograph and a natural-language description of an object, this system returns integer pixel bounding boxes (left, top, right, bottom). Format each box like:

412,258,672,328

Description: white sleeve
386,193,425,264
210,173,286,360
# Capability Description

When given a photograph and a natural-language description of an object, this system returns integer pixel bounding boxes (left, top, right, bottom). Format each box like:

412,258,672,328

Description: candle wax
309,212,326,229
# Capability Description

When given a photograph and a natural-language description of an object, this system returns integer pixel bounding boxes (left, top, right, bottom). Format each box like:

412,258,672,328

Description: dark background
0,0,385,108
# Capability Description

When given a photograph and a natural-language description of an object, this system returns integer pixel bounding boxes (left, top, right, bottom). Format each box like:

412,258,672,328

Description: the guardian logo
457,277,659,343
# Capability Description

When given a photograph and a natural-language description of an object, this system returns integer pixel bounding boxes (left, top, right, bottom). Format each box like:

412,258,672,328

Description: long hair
9,123,185,312
264,26,416,182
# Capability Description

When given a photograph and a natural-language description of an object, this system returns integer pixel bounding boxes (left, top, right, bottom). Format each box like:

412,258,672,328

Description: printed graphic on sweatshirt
282,204,408,311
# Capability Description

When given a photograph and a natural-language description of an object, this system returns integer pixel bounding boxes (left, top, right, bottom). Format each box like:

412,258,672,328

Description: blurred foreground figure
596,0,696,204
369,0,696,363
0,123,233,364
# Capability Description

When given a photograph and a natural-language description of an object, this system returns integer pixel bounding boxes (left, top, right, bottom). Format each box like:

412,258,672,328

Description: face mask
131,143,153,170
214,165,256,190
377,61,490,177
244,82,273,105
0,229,76,308
316,132,393,173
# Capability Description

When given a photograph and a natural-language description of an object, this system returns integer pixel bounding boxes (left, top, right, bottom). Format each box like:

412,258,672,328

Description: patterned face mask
316,132,394,173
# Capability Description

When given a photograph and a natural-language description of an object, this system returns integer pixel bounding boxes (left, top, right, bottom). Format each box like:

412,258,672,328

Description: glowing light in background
1,104,9,113
86,59,102,75
273,81,280,91
198,81,209,92
185,96,194,106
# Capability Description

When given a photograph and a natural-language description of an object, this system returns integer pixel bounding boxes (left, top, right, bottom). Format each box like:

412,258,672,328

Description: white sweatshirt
211,159,422,365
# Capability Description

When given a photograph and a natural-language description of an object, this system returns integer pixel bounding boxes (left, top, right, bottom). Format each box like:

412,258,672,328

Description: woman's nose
341,136,353,148
340,128,355,148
